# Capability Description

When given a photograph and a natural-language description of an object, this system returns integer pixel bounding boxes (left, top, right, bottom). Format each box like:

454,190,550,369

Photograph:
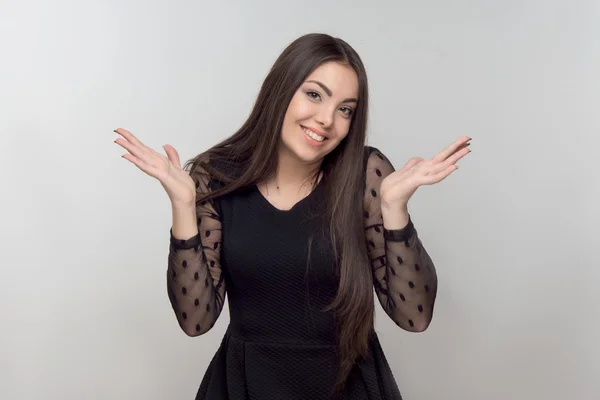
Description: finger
121,153,156,176
446,145,471,165
422,164,458,185
398,157,423,173
382,157,423,187
163,144,181,168
114,128,144,147
114,137,148,160
432,136,471,163
429,146,470,175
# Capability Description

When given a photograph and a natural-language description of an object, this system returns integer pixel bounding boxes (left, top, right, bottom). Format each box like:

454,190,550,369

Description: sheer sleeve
363,147,438,332
166,164,226,337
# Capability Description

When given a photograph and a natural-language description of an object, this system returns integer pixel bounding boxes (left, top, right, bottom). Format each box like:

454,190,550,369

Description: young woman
114,33,470,399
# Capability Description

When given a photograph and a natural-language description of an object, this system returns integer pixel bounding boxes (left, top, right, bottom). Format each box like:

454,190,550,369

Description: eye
340,107,354,117
306,90,321,101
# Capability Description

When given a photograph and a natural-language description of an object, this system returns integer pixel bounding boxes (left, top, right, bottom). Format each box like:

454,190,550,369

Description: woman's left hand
380,136,472,209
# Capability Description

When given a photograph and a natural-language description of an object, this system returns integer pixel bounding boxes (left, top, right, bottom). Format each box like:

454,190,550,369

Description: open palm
113,128,196,206
380,136,471,207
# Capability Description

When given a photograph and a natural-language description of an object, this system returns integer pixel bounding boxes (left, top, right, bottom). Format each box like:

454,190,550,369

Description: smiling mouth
301,126,327,142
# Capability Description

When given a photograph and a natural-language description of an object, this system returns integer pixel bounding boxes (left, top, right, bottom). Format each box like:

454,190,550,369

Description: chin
286,139,333,165
285,145,324,164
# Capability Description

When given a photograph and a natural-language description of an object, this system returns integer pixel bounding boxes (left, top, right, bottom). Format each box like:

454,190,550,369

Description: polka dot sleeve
363,148,438,332
166,164,225,337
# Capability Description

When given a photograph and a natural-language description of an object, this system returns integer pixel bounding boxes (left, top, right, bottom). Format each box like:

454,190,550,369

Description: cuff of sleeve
383,217,416,242
170,229,201,250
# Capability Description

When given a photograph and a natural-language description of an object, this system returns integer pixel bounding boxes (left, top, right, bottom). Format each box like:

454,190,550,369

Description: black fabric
166,147,438,399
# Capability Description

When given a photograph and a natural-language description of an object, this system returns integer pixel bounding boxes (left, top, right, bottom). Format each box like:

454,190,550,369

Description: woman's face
279,61,359,165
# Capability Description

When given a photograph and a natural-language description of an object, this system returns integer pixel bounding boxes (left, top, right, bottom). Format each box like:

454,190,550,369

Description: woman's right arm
166,168,226,336
113,128,226,336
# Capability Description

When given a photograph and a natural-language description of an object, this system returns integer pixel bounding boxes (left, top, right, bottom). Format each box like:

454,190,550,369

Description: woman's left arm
363,137,470,332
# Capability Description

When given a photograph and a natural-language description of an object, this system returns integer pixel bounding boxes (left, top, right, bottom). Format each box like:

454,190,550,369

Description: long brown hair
185,33,373,393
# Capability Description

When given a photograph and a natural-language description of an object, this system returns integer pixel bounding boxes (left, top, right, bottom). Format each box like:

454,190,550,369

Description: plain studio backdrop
1,0,599,399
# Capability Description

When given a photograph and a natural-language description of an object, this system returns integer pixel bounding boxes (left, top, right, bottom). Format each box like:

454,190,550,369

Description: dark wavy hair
185,33,373,394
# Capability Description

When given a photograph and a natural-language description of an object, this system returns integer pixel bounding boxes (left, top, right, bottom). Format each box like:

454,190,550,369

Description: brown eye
340,107,353,117
306,91,321,101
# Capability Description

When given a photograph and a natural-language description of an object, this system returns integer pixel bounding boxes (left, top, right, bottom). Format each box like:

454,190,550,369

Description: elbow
183,327,202,337
410,319,431,333
396,315,433,333
180,321,213,337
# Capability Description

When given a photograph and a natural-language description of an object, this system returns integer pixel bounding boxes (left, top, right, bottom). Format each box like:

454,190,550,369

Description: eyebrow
306,80,358,104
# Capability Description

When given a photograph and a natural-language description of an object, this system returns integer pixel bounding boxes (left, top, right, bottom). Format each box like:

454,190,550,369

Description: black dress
166,147,438,399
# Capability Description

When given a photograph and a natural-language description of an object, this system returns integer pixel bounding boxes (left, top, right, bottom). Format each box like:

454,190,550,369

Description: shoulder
361,145,396,197
363,145,394,170
189,152,245,190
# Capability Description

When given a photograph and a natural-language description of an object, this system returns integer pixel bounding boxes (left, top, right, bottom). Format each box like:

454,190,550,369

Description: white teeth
303,127,325,142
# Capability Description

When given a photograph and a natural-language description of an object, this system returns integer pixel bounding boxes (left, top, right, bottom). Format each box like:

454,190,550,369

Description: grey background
1,0,598,399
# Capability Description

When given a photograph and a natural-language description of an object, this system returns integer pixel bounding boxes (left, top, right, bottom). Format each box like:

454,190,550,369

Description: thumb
399,157,423,173
163,144,181,167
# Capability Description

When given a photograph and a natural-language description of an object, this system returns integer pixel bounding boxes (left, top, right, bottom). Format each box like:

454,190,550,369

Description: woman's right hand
113,128,197,207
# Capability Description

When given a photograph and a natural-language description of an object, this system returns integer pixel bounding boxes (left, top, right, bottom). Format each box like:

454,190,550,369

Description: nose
315,108,334,128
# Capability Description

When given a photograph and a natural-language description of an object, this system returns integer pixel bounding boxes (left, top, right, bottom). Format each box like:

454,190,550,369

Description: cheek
287,96,315,122
334,117,352,139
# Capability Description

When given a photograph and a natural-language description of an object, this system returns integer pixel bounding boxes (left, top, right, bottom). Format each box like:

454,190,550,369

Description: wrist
381,202,410,230
171,202,198,241
171,196,196,209
171,201,196,217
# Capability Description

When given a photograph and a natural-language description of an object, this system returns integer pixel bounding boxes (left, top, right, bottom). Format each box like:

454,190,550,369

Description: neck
273,145,322,188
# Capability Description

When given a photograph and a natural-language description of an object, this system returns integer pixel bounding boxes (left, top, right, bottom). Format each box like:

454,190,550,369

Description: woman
114,33,470,399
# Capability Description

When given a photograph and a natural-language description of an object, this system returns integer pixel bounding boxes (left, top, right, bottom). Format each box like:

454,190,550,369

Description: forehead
304,61,359,98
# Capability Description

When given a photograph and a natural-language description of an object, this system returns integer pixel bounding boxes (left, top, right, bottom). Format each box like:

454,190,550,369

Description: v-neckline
254,175,326,213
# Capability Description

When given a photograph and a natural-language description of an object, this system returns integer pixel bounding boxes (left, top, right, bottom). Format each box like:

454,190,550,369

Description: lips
301,125,328,142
